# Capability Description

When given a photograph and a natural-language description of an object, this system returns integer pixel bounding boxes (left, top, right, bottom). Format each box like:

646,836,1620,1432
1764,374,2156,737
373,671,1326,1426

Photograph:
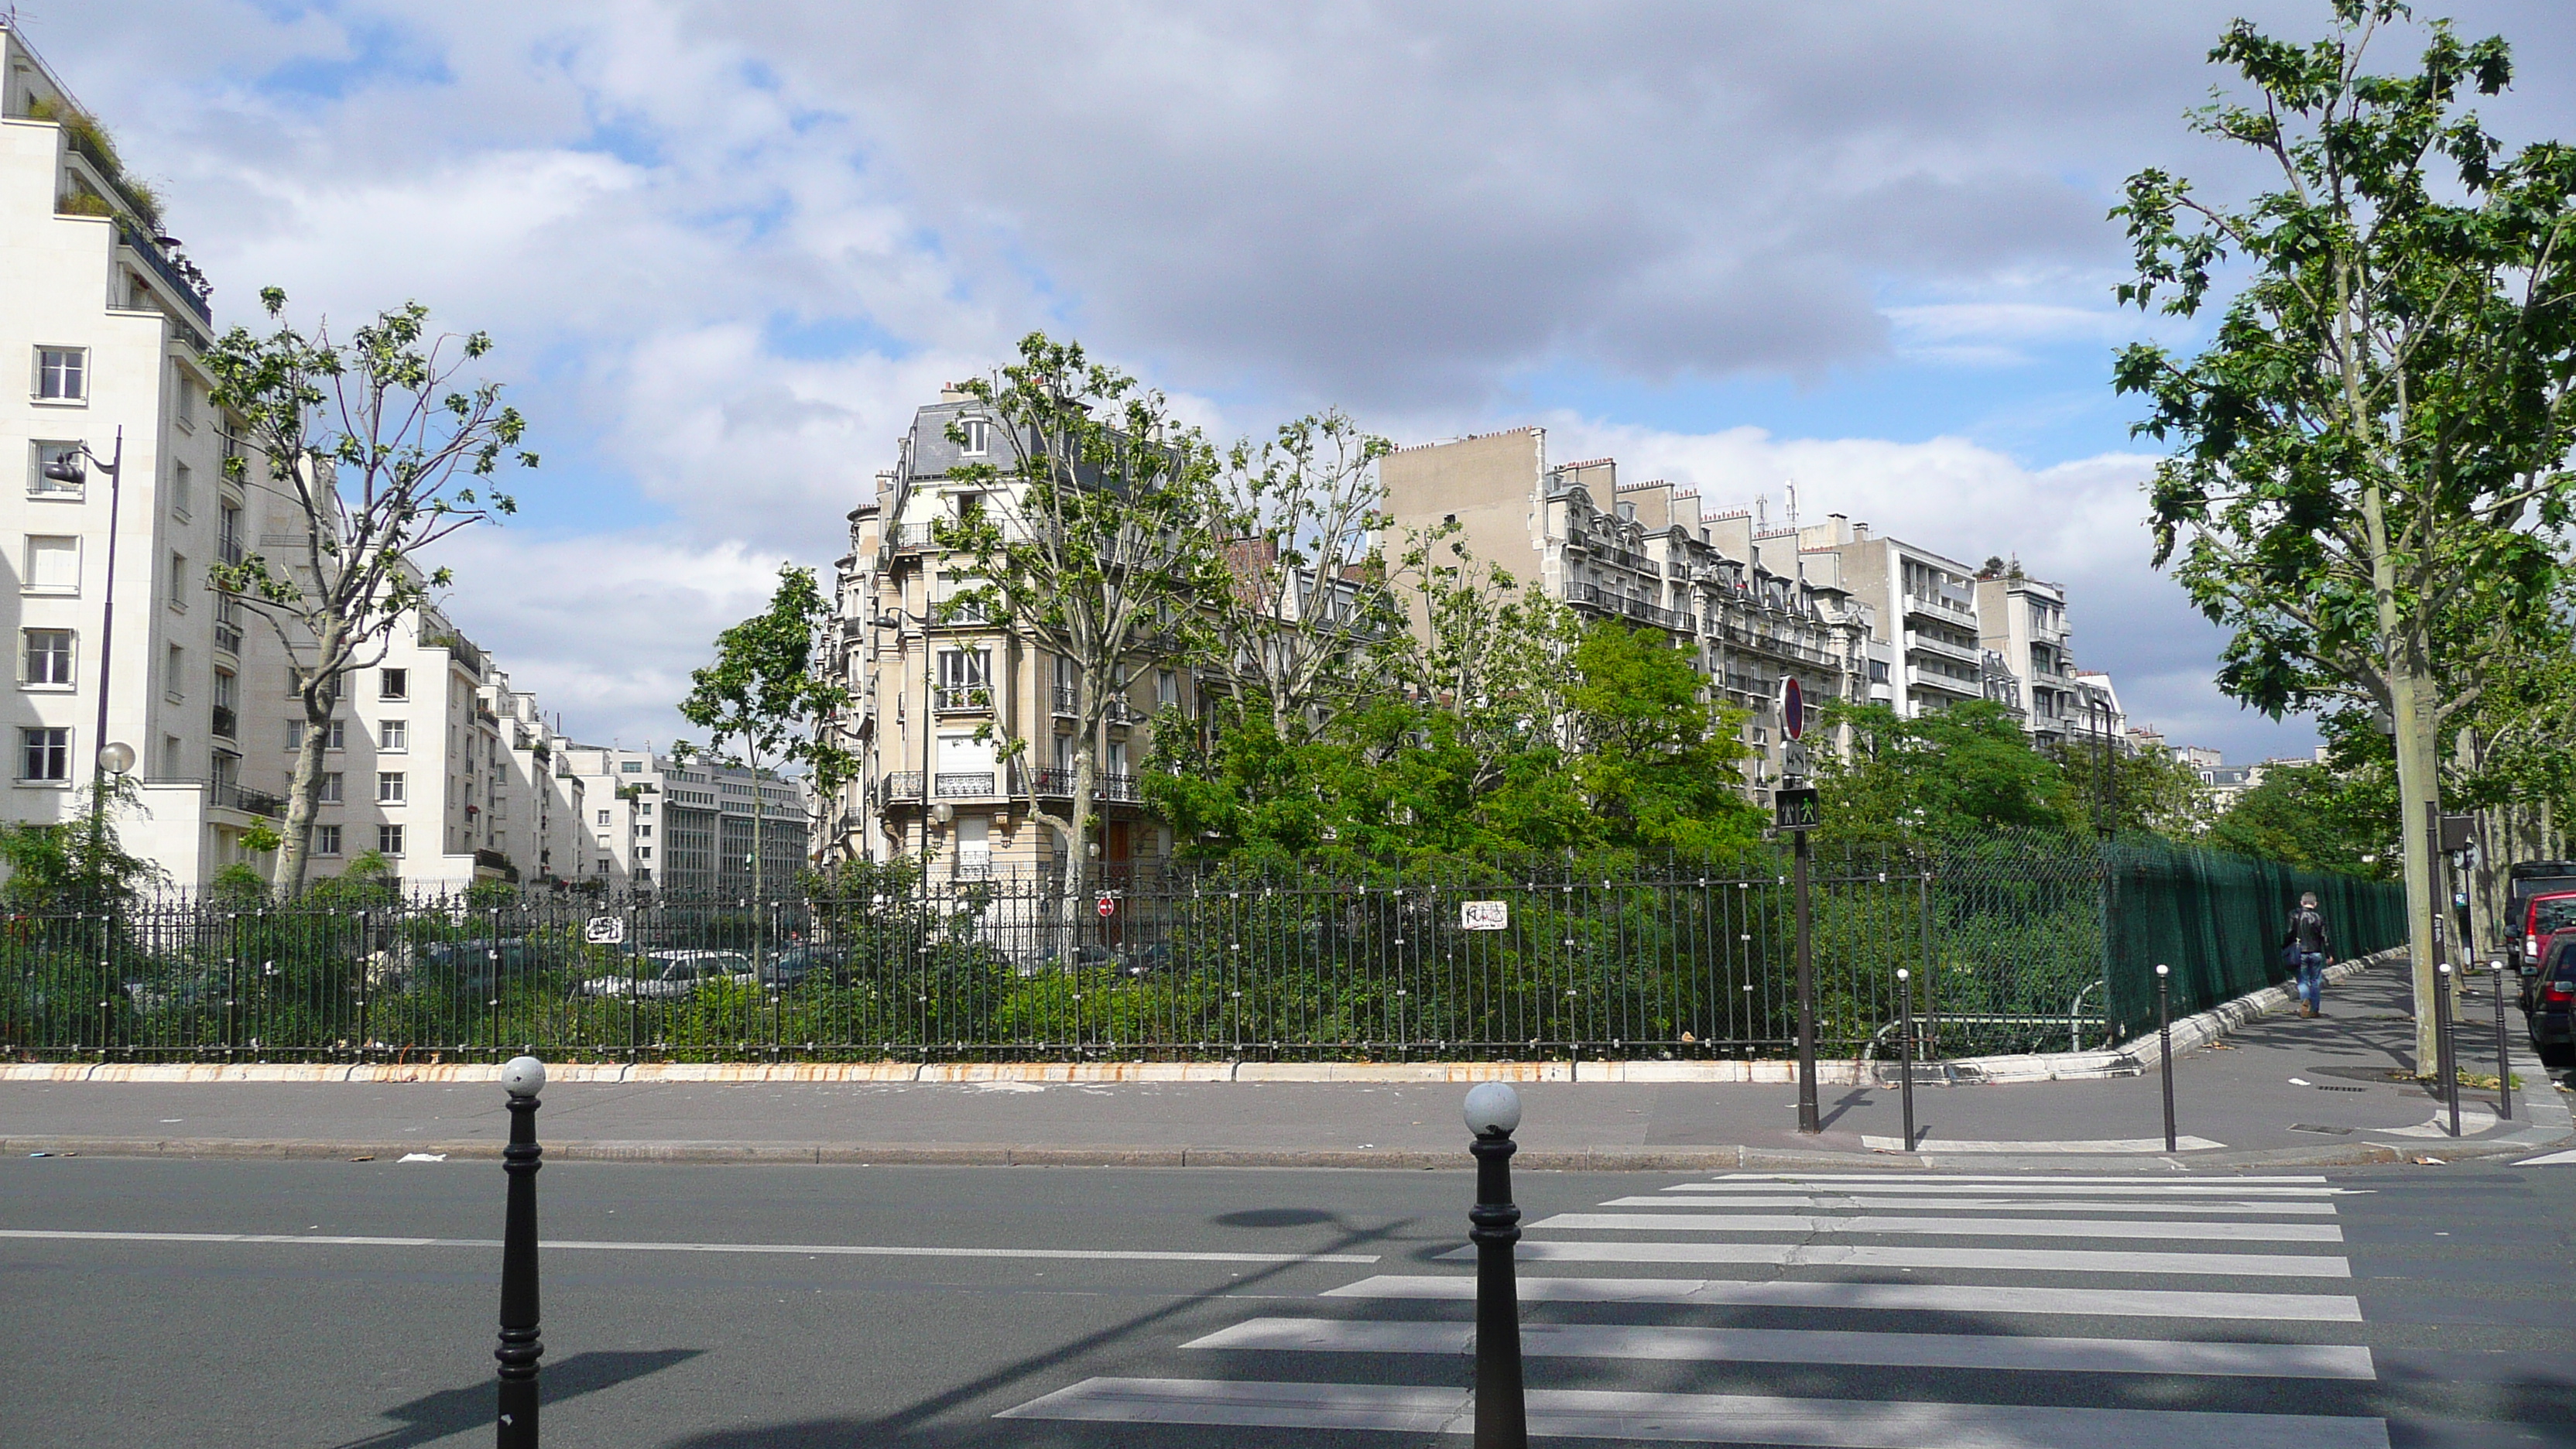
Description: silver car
575,950,756,999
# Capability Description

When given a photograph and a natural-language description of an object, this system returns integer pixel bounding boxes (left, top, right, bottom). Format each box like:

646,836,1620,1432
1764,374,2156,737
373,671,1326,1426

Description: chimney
938,382,969,402
1853,521,1871,540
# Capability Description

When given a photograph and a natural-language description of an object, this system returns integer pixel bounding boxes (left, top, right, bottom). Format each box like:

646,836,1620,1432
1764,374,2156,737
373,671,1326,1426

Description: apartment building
826,392,1210,879
482,670,590,889
1975,570,2083,745
0,23,281,888
1796,516,1994,722
1381,430,1875,796
562,745,807,896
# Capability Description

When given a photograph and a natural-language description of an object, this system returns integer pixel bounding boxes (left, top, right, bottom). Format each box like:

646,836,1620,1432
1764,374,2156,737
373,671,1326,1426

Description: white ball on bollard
1463,1081,1522,1138
501,1056,548,1098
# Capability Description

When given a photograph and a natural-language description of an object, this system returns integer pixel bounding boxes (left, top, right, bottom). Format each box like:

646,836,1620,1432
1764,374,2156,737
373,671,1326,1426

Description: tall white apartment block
563,745,808,896
0,23,282,888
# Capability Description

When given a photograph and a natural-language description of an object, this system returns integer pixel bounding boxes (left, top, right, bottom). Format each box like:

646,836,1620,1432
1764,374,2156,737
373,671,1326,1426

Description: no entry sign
1781,677,1805,741
1096,896,1116,919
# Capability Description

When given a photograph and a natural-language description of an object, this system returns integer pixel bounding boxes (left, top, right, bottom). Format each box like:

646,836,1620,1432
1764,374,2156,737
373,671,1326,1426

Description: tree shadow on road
331,1348,701,1449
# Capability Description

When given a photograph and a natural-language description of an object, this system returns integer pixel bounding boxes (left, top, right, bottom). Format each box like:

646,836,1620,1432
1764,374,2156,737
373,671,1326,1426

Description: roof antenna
1784,478,1799,532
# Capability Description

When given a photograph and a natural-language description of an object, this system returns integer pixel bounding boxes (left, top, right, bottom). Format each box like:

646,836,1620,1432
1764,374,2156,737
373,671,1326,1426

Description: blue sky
33,1,2576,759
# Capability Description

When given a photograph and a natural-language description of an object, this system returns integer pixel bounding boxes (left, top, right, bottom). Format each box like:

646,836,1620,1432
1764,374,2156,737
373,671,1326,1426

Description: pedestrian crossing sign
1774,788,1821,831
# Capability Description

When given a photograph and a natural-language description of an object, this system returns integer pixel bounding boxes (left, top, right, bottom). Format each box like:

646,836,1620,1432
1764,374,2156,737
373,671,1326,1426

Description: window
165,644,185,701
22,629,74,687
379,720,407,752
167,552,189,610
313,824,341,856
596,809,610,826
597,858,610,874
23,536,79,594
638,802,652,817
377,824,405,856
19,727,69,782
319,771,343,803
35,348,85,402
378,771,406,803
379,668,407,701
636,846,652,862
211,668,236,711
620,760,643,773
959,417,988,455
170,460,190,519
173,370,196,426
637,824,653,838
1157,669,1179,708
29,442,80,497
937,649,991,709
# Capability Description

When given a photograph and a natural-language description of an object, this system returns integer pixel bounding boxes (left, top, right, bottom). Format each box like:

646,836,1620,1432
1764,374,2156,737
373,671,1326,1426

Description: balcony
115,221,213,326
1052,683,1077,717
206,778,283,818
213,622,242,656
934,686,993,714
1031,767,1142,803
935,771,997,798
1903,630,1982,666
1903,664,1979,697
1903,588,1976,623
883,772,923,803
210,705,237,740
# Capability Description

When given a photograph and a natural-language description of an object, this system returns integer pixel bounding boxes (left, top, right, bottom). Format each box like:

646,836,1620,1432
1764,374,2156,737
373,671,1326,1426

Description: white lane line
1440,1241,2351,1277
1862,1135,2228,1153
1324,1275,2366,1322
998,1377,2393,1447
1185,1317,2378,1381
2513,1148,2576,1166
1696,1173,2332,1185
1665,1182,2350,1197
0,1228,1378,1265
1600,1195,2343,1215
1532,1213,2342,1244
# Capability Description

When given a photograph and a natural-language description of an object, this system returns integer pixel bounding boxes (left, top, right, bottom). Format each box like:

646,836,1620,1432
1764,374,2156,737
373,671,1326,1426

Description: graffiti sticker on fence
584,916,626,945
1461,900,1509,931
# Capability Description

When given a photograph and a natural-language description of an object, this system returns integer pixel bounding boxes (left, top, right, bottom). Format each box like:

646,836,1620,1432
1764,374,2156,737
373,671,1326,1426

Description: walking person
2283,892,2334,1018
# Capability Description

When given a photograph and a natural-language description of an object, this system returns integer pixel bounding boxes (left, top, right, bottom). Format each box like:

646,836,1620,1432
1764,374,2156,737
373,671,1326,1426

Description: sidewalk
5,956,2567,1170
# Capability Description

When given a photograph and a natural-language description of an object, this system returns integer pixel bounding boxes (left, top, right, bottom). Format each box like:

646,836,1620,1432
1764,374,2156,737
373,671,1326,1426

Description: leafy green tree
1202,411,1402,742
1566,622,1766,856
2207,761,2392,875
0,776,163,909
204,290,536,898
937,334,1228,922
2114,1,2576,1063
2053,738,2215,838
678,564,856,926
1814,701,2081,848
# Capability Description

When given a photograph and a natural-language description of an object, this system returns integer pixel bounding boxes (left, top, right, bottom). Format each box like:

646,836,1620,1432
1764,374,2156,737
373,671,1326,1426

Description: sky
24,1,2576,762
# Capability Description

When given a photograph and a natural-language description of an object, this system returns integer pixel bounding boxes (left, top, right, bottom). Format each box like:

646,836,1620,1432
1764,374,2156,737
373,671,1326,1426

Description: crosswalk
998,1170,2387,1446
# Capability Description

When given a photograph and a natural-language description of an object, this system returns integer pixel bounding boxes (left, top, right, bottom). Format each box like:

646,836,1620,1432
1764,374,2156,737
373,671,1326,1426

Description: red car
2519,890,2576,968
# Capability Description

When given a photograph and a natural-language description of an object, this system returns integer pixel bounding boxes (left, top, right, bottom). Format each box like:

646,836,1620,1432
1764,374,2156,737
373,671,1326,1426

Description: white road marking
1694,1173,2333,1185
2512,1148,2576,1166
1530,1212,2342,1243
2372,1108,2499,1139
999,1377,2392,1447
1324,1274,2365,1321
1184,1316,2377,1380
1441,1241,2351,1277
0,1228,1377,1264
1861,1135,2227,1153
1599,1195,2343,1215
1663,1181,2349,1197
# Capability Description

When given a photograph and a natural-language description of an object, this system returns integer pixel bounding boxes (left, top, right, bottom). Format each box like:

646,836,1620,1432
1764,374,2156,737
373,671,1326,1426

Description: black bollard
2436,964,2460,1137
2491,960,2513,1122
2156,964,2176,1153
1463,1082,1527,1449
496,1056,546,1448
1896,968,1917,1153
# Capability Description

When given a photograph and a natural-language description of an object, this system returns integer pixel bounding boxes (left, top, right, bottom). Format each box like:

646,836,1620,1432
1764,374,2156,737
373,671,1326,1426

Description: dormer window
958,418,989,457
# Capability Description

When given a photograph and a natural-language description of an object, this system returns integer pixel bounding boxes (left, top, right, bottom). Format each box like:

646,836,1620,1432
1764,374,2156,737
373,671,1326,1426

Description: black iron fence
0,835,2403,1064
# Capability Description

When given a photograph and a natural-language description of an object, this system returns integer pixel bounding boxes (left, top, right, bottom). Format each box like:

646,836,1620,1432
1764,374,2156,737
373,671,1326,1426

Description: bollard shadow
655,1202,1419,1449
330,1348,701,1449
1816,1087,1875,1131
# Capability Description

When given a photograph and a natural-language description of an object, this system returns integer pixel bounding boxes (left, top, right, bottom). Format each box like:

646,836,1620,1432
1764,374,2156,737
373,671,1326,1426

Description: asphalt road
2,1156,2571,1447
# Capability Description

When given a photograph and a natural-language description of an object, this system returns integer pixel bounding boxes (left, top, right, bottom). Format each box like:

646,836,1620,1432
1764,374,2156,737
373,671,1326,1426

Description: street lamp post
44,432,125,902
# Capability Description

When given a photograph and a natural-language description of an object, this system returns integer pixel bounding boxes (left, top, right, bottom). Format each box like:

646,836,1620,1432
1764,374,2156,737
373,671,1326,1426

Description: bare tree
205,290,535,896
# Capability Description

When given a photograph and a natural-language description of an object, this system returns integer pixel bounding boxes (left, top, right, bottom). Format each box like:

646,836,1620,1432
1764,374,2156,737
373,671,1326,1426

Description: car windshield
2533,896,2576,934
2517,877,2576,908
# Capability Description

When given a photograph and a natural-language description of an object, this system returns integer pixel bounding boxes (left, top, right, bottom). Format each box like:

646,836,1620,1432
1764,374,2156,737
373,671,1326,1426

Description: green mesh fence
2102,834,2408,1043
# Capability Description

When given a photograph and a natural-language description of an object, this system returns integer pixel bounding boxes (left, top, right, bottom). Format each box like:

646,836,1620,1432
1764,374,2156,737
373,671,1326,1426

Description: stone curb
0,951,2403,1088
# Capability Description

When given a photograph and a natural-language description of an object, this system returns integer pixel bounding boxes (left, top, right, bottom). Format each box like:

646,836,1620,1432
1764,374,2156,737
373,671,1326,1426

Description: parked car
2516,890,2576,971
758,945,845,988
2505,862,2576,955
574,950,755,999
2525,934,2576,1066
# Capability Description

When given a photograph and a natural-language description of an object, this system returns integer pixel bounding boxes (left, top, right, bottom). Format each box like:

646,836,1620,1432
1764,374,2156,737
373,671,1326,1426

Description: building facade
562,745,807,896
826,392,1194,879
1381,430,1875,798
